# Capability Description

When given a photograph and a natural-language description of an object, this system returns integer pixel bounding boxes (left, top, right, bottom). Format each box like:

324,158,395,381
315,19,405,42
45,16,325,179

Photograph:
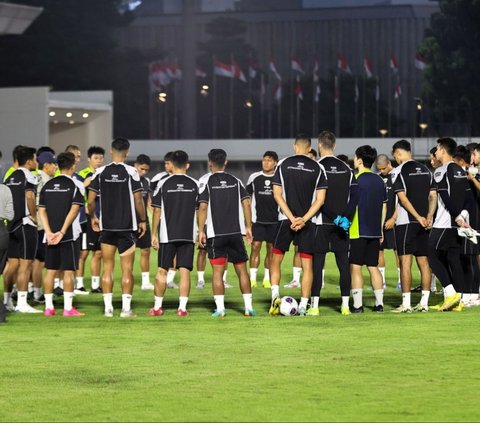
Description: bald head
376,154,393,176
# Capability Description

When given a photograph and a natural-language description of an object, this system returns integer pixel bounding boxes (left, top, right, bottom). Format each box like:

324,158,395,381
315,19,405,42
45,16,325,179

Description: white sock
374,289,384,306
45,293,54,310
352,289,363,308
214,294,225,311
430,274,436,290
293,267,301,281
103,293,113,311
271,284,280,299
402,292,411,308
154,296,163,310
17,291,28,308
242,293,253,310
76,277,84,289
167,269,176,284
420,290,430,306
379,267,386,286
341,296,349,308
322,269,325,287
263,269,270,281
28,281,34,293
178,296,188,311
223,270,228,281
197,271,205,282
142,272,150,285
299,297,309,309
64,291,74,311
122,294,132,311
33,287,43,299
444,284,456,297
397,268,401,284
54,278,60,289
311,296,319,308
250,268,258,282
3,292,11,304
91,276,100,290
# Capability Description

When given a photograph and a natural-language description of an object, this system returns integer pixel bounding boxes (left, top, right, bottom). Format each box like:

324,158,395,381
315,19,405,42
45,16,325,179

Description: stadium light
379,128,388,137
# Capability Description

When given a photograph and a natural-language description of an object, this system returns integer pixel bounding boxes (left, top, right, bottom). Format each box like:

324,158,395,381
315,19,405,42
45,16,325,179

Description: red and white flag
313,57,319,83
196,66,207,78
214,59,234,78
337,53,351,74
149,62,171,89
231,58,247,82
248,60,257,79
415,52,427,70
363,56,374,78
166,64,182,80
394,79,402,99
314,84,321,103
389,53,399,74
295,77,303,100
291,57,305,74
269,59,282,81
273,81,282,102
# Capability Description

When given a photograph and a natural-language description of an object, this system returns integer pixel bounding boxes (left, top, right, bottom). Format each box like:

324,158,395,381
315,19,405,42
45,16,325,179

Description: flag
166,64,182,80
196,66,207,78
354,81,359,103
394,78,402,99
269,59,282,81
149,62,171,89
248,60,257,79
415,52,427,70
337,53,351,74
231,58,247,82
214,59,234,78
389,53,399,74
313,57,319,83
291,57,305,74
295,77,303,100
314,84,321,103
363,56,374,78
273,81,282,102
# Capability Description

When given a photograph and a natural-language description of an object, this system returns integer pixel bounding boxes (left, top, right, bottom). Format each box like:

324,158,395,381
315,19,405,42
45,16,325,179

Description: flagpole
375,76,379,135
290,60,294,137
387,70,392,137
248,65,252,139
212,55,217,138
312,76,316,137
361,75,366,137
354,76,359,137
396,84,400,137
296,75,300,133
278,90,281,138
260,73,265,138
148,62,155,139
230,54,234,139
335,73,340,137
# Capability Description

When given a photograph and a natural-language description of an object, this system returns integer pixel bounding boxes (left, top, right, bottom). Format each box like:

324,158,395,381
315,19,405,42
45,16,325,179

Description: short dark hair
111,137,130,152
164,151,174,162
17,147,36,167
466,143,477,153
57,152,76,171
208,149,227,167
437,137,457,156
429,146,437,155
171,150,189,168
392,139,411,153
355,145,377,168
37,146,55,156
337,154,349,164
12,145,27,162
309,148,318,158
453,145,471,163
318,130,336,149
263,151,278,162
473,143,480,152
87,146,105,158
294,133,311,147
135,154,151,166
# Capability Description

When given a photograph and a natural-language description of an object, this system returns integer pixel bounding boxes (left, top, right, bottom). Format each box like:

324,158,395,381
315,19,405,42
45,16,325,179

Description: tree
421,0,480,136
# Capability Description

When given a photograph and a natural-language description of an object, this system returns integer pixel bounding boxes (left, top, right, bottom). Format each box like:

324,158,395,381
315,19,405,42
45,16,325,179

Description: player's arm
197,202,208,246
87,190,100,232
396,191,427,227
384,207,397,230
151,206,160,250
241,198,253,244
302,188,326,223
52,204,81,245
26,190,37,224
37,207,53,244
134,190,147,238
272,185,296,224
426,190,437,228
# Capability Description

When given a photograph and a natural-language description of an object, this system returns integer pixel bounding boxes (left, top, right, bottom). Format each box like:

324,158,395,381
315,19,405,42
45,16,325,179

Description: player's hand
137,222,147,238
91,216,100,232
198,230,207,247
426,215,433,229
384,217,395,230
291,217,305,231
417,216,428,228
151,235,159,250
245,227,253,244
49,231,64,245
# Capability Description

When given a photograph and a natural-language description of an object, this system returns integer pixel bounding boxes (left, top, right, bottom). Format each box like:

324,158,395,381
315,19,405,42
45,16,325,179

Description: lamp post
379,128,388,138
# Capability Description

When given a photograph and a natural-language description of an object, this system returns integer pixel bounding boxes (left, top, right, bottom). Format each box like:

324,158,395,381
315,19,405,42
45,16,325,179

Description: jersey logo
265,180,271,187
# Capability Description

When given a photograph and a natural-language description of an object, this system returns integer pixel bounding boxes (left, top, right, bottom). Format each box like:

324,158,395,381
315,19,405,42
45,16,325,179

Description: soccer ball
279,296,298,316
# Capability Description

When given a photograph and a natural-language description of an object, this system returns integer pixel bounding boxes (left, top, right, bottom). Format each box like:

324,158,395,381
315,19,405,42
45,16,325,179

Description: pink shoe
63,307,85,317
176,309,189,317
44,308,56,316
148,307,164,316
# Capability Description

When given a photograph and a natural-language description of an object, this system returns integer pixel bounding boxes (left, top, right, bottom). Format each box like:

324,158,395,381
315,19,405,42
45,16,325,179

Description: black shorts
380,228,396,251
315,224,349,254
35,229,46,262
252,222,278,244
45,241,80,271
135,226,152,250
207,234,248,264
8,225,38,260
461,235,479,256
99,231,136,255
273,220,316,254
158,242,194,271
395,223,429,256
429,228,461,253
349,238,380,267
82,217,101,251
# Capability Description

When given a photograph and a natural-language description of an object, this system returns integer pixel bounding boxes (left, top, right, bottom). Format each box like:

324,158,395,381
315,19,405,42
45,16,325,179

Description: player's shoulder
246,171,262,185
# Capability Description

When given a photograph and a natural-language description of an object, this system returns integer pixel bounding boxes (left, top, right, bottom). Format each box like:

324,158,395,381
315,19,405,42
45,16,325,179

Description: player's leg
140,247,154,290
90,250,102,293
196,246,206,288
298,253,313,316
249,240,262,288
263,242,273,287
285,247,301,288
350,263,364,312
3,257,19,311
119,236,136,317
43,268,57,315
335,251,351,312
100,242,116,316
397,254,413,310
174,243,193,316
310,252,325,314
414,255,432,311
150,267,167,316
75,249,89,294
211,260,226,316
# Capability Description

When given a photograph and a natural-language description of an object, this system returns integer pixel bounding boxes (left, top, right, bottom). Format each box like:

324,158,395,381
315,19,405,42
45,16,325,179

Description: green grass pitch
1,248,479,422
